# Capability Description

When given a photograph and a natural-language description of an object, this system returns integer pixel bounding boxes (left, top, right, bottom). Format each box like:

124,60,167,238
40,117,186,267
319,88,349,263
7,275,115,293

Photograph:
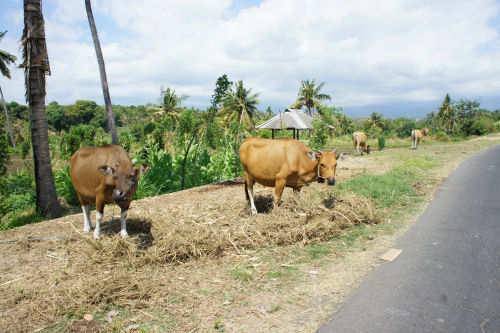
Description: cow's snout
327,177,336,186
113,189,126,201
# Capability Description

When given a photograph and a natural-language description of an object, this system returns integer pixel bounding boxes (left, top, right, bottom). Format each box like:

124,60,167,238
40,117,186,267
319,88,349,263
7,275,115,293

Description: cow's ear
307,151,318,161
139,163,149,175
335,152,343,160
98,165,114,177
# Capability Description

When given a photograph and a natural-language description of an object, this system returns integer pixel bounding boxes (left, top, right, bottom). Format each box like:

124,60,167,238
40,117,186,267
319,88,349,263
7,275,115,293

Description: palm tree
366,112,384,131
339,115,353,135
0,30,17,148
85,0,118,144
21,0,62,218
437,93,455,134
160,87,188,126
221,80,260,177
221,80,260,129
293,79,331,115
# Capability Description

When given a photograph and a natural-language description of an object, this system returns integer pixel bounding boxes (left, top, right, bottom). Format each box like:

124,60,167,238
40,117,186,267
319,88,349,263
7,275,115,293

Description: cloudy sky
1,0,500,117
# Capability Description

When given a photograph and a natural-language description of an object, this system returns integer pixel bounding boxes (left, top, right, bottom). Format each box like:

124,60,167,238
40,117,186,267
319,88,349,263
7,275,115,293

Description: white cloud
2,0,500,113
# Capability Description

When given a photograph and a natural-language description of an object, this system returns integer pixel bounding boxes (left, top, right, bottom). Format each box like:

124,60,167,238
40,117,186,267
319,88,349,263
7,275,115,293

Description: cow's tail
244,179,249,201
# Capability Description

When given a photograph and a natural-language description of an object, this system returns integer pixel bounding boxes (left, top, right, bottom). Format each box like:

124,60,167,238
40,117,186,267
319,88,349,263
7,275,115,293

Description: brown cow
70,145,149,239
411,128,429,150
352,131,370,155
239,138,341,215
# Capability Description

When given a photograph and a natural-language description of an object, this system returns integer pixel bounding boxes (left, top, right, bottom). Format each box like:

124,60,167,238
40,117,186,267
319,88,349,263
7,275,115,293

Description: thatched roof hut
256,108,335,139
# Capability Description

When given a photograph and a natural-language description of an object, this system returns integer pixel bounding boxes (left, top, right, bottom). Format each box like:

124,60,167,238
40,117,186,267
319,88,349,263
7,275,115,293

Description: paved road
318,144,500,333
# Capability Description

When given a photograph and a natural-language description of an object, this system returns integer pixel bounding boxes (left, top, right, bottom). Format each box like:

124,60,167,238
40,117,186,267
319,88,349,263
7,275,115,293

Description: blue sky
1,0,500,117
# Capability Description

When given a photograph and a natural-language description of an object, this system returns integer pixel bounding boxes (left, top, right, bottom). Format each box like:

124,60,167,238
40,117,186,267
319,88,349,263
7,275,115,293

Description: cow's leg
82,204,93,232
244,172,258,215
293,187,301,197
94,196,105,239
416,139,419,150
120,207,129,238
274,176,287,207
360,144,364,155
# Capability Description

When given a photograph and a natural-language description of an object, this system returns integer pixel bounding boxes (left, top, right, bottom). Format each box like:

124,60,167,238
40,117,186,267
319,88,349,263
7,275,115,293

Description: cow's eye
130,181,135,187
320,163,325,168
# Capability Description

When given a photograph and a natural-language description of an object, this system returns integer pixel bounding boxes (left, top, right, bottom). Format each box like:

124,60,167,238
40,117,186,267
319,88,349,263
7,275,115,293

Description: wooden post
272,129,274,139
297,129,300,140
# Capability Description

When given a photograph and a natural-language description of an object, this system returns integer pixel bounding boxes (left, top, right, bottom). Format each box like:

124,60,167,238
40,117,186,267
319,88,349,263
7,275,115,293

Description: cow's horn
314,149,322,155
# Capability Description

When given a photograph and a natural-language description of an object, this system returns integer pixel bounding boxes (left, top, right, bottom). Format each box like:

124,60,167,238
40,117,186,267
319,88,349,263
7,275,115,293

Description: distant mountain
341,96,500,119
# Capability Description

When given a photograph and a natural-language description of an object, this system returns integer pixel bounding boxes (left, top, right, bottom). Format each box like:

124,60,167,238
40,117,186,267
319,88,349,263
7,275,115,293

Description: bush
0,130,9,175
118,131,133,152
54,166,79,206
469,117,495,136
61,124,107,157
309,119,329,150
378,136,386,150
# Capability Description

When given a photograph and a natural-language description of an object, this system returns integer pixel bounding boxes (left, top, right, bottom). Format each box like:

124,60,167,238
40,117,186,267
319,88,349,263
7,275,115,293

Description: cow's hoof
93,232,100,240
251,210,258,215
121,231,129,238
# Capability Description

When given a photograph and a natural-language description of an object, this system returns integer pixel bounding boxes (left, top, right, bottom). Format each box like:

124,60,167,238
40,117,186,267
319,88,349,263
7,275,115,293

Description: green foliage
309,119,329,149
61,124,107,158
21,139,31,159
392,117,416,138
468,117,495,136
118,131,132,152
378,136,386,150
0,129,9,175
54,166,79,206
0,168,44,230
292,78,331,114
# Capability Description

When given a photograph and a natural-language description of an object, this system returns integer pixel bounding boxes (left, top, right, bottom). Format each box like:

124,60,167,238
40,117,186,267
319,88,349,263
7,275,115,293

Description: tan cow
70,145,149,239
239,138,341,215
411,128,429,150
352,131,370,155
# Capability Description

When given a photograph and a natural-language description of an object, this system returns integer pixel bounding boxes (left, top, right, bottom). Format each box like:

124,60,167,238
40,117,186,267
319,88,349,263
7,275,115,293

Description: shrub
309,119,329,150
60,124,107,157
118,131,132,152
378,136,386,150
54,165,79,206
0,130,9,175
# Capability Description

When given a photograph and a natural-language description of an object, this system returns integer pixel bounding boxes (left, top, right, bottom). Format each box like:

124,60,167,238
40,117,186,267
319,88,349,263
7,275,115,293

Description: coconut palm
366,112,384,131
85,0,118,144
21,0,62,218
437,93,455,134
221,80,260,130
293,79,331,115
221,80,260,177
159,87,188,126
0,30,17,147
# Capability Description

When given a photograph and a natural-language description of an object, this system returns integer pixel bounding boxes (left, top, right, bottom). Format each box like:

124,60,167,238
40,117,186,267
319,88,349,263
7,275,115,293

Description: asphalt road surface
318,144,500,333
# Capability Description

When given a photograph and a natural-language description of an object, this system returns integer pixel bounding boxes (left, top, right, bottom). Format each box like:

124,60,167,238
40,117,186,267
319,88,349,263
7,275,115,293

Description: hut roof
256,108,335,130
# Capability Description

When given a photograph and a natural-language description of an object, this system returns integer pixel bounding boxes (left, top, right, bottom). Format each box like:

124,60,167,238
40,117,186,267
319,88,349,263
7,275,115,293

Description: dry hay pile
146,189,381,263
0,185,381,331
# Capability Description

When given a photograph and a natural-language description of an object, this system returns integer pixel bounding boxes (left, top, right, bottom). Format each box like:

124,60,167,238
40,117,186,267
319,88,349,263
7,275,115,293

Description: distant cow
411,128,429,150
69,145,149,239
352,131,370,155
239,138,341,215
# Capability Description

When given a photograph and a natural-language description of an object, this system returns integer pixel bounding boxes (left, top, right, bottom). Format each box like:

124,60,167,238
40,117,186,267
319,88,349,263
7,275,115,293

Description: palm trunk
0,85,16,148
23,0,62,218
85,0,118,144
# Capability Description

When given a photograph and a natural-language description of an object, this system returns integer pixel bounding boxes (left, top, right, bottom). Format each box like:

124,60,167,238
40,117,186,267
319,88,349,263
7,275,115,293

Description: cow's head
422,128,429,136
312,149,342,186
98,161,150,207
